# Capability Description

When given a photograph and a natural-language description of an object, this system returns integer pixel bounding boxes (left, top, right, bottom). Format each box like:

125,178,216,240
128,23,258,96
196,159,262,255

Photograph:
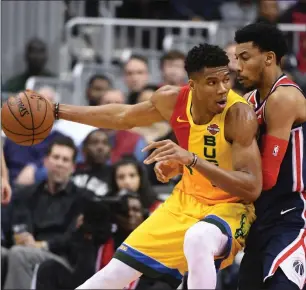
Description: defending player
50,44,262,289
235,23,306,290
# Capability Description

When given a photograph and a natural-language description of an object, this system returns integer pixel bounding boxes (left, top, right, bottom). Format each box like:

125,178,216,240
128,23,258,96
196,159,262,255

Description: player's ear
265,52,275,66
188,79,195,91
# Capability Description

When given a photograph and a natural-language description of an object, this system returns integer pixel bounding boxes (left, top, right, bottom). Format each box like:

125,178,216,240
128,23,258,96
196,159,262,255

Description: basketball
1,90,54,146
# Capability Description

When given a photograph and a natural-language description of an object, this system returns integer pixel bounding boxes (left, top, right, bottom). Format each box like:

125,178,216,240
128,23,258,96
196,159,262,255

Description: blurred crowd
1,0,306,289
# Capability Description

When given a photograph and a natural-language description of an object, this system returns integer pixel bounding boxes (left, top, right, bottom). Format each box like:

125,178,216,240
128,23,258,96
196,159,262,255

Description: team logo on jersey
273,145,280,157
293,260,304,276
207,124,220,135
235,214,248,239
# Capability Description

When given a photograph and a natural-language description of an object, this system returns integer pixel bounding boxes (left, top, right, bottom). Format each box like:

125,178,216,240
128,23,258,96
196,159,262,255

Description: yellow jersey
170,86,248,204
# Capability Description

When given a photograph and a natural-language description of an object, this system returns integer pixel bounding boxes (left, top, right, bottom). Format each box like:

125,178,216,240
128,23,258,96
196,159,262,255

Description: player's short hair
184,43,229,77
47,136,77,162
235,23,288,64
126,54,148,66
83,129,109,148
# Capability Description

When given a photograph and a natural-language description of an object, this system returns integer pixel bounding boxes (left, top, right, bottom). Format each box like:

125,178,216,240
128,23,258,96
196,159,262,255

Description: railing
63,17,306,83
63,17,219,79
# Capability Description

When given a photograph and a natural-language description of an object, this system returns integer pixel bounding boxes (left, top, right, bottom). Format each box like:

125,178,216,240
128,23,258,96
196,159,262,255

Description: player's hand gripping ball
1,90,54,146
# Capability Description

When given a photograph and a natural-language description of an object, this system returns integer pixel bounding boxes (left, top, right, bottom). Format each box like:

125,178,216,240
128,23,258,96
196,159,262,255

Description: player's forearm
58,104,132,130
194,158,260,202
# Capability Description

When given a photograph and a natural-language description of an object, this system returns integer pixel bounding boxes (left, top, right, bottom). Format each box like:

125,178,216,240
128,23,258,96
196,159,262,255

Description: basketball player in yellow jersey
47,44,262,289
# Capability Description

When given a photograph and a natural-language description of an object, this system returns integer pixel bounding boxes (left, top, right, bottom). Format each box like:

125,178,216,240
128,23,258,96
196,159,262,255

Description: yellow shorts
114,189,256,287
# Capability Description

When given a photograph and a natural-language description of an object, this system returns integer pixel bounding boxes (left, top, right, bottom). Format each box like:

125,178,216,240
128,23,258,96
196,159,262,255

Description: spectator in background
160,50,186,87
124,55,149,104
2,38,55,93
86,74,113,106
219,0,257,23
278,0,306,73
3,137,82,289
101,89,125,105
99,89,148,163
73,129,111,198
34,193,171,290
107,158,161,213
131,86,171,143
256,0,279,24
1,149,11,205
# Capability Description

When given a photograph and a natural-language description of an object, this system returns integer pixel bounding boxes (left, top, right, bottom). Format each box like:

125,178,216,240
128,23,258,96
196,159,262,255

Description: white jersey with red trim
247,74,305,230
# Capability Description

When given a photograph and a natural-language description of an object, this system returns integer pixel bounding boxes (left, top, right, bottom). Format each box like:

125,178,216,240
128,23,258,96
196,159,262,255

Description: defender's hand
154,161,183,183
143,140,193,165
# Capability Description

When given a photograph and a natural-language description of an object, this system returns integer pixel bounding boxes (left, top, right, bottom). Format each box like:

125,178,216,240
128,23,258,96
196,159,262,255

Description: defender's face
235,42,266,88
190,66,231,114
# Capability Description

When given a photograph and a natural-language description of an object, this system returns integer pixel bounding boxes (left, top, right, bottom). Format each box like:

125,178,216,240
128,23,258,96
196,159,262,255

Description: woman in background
108,157,162,213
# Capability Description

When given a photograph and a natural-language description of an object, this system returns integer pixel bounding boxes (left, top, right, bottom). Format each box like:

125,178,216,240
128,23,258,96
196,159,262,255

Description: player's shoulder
225,102,258,144
270,85,304,104
151,85,181,106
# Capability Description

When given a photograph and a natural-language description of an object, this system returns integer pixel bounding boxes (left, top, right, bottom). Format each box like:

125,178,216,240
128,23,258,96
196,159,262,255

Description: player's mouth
216,99,227,109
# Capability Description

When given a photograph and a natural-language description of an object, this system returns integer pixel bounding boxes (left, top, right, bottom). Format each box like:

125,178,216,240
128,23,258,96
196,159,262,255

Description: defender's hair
184,43,229,77
235,23,288,64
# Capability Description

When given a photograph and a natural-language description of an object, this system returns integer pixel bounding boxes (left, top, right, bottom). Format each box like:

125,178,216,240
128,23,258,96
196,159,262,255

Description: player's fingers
144,144,173,162
155,171,168,183
142,140,170,152
155,154,177,163
144,149,175,164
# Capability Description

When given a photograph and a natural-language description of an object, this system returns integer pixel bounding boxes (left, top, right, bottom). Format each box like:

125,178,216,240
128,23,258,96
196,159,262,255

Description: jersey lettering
204,135,219,166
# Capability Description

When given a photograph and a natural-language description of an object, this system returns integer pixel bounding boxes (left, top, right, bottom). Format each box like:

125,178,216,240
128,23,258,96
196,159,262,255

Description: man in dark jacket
3,136,82,289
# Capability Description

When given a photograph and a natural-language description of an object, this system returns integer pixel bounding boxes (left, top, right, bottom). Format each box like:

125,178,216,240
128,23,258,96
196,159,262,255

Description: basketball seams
2,91,54,146
2,123,53,137
6,100,32,130
24,92,35,145
17,138,45,145
33,97,48,130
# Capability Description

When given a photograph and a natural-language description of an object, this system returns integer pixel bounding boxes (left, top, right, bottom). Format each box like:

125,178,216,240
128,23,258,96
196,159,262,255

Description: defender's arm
261,87,305,190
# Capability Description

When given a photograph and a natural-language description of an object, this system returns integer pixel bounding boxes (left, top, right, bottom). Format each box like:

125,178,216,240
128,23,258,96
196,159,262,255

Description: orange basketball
1,90,54,146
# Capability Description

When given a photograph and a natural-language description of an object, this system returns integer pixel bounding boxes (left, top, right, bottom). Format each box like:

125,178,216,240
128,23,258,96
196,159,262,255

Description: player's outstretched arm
261,87,306,190
55,86,177,130
143,103,262,202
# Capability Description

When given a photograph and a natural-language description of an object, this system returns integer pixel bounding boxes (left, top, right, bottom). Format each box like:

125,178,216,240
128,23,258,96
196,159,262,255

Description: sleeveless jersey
170,86,248,205
247,74,306,229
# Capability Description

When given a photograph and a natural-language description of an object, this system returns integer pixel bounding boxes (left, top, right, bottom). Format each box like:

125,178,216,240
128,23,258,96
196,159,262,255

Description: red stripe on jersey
270,230,306,276
170,86,191,150
302,191,306,221
271,75,302,94
292,128,304,192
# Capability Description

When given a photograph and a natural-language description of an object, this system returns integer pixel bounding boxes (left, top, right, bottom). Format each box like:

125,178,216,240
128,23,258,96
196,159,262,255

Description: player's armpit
57,86,178,130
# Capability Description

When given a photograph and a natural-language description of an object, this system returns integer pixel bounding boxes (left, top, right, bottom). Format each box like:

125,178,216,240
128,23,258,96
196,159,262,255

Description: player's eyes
208,81,216,86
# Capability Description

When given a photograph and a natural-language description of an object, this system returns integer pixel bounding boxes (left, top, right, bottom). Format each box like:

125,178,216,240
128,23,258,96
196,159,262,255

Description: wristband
187,153,198,168
54,102,59,120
